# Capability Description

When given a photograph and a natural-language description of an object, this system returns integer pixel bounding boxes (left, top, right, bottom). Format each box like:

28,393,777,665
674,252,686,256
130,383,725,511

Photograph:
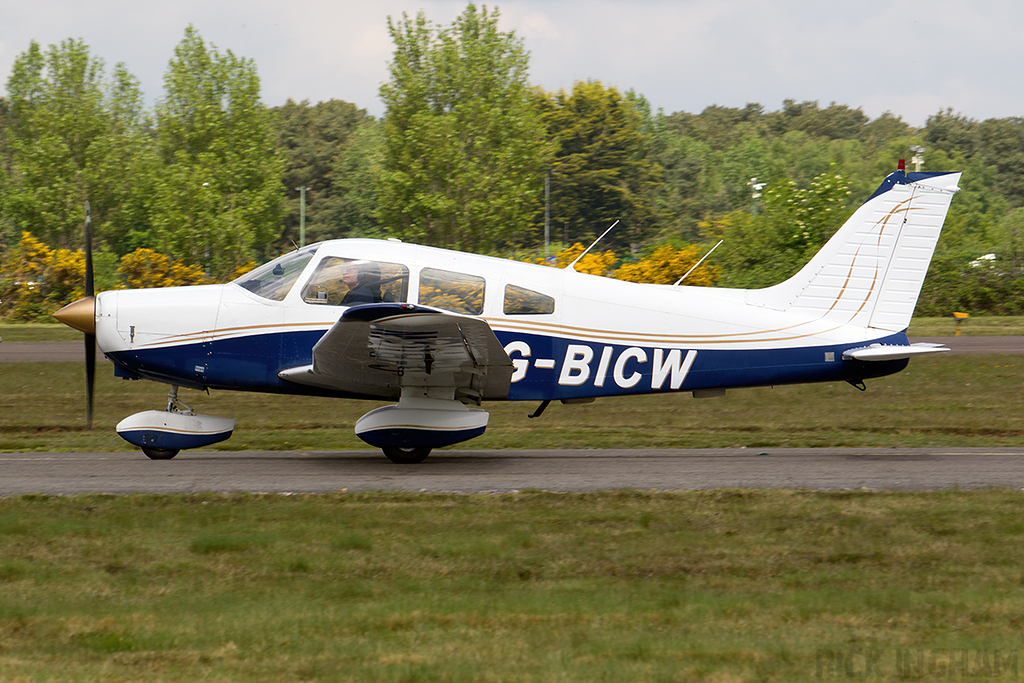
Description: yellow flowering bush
533,243,618,276
117,248,210,290
48,247,87,303
0,233,87,321
614,244,719,287
1,234,247,321
530,242,719,286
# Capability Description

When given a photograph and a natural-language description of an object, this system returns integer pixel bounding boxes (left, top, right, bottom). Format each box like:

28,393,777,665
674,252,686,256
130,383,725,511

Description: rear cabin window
301,257,409,306
504,284,555,315
419,268,485,315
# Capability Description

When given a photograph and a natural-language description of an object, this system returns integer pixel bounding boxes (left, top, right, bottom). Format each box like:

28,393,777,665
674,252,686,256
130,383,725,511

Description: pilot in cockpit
340,261,384,305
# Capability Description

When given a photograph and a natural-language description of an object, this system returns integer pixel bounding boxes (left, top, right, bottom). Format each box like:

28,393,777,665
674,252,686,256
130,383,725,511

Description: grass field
2,490,1024,682
906,315,1024,337
1,352,1023,453
2,322,1023,681
0,323,81,342
5,327,1024,455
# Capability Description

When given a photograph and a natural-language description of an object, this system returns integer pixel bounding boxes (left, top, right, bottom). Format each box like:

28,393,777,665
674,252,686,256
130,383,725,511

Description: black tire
381,446,431,464
142,446,180,460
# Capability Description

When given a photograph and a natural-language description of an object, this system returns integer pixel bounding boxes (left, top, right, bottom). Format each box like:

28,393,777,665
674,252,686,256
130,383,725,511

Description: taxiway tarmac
2,448,1024,495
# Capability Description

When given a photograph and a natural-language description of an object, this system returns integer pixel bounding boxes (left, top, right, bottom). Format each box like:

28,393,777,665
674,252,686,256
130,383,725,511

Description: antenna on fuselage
566,220,619,271
674,239,723,286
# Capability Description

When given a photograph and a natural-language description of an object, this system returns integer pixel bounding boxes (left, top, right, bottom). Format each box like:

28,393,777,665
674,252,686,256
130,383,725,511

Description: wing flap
279,303,513,400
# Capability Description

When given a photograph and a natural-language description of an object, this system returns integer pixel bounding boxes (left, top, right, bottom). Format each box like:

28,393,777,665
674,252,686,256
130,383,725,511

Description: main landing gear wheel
382,446,431,464
142,446,180,460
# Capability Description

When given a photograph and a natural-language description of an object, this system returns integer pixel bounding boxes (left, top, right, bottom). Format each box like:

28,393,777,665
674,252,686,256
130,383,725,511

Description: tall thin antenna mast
566,220,619,271
674,240,723,286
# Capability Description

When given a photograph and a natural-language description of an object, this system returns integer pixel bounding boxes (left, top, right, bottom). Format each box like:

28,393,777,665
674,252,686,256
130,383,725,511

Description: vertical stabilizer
746,170,960,331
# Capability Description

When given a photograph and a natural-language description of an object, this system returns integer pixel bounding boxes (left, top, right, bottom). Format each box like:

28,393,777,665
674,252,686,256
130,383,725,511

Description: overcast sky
2,0,1022,127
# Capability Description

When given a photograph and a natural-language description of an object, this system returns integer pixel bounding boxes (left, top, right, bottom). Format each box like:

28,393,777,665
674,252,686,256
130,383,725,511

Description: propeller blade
85,201,94,298
85,332,95,430
84,201,94,430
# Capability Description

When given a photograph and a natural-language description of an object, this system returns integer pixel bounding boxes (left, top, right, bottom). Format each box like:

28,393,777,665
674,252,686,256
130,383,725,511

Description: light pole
296,186,310,247
544,170,551,259
749,177,766,215
910,146,925,172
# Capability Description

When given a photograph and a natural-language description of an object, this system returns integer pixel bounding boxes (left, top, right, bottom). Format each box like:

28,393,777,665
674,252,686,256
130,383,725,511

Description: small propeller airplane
55,163,961,463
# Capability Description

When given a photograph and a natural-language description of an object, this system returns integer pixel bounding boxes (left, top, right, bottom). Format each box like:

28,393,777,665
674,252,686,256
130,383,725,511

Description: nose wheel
138,386,190,459
381,446,431,464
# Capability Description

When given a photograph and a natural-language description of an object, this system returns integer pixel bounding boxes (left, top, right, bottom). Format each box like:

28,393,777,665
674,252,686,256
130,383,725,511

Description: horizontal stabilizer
842,342,949,362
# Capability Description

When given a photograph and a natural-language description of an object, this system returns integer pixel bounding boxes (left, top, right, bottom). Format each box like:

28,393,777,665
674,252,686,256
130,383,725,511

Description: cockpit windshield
234,246,318,301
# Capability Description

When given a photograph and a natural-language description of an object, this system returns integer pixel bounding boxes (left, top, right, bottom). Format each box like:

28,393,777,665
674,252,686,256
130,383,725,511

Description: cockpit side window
504,284,555,315
301,257,409,306
419,268,485,315
235,247,318,301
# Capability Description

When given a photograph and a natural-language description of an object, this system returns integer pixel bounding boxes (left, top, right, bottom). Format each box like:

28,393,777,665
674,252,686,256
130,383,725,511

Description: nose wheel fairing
115,387,235,454
116,410,236,451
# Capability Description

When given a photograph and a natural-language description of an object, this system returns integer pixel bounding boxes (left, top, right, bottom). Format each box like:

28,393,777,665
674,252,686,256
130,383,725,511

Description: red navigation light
898,159,906,171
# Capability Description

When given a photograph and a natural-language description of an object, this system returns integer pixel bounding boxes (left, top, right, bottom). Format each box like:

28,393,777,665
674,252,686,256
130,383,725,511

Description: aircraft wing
279,303,513,402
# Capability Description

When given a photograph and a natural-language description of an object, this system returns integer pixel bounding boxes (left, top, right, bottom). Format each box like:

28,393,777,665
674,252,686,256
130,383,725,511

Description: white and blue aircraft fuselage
55,168,961,462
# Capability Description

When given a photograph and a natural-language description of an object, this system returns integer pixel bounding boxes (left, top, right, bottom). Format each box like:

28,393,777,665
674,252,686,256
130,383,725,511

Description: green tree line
3,5,1023,321
0,28,283,282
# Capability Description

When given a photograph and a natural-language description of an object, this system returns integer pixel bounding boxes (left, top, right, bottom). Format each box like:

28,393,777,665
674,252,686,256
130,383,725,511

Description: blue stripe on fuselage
107,329,328,394
106,328,911,400
494,330,911,401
